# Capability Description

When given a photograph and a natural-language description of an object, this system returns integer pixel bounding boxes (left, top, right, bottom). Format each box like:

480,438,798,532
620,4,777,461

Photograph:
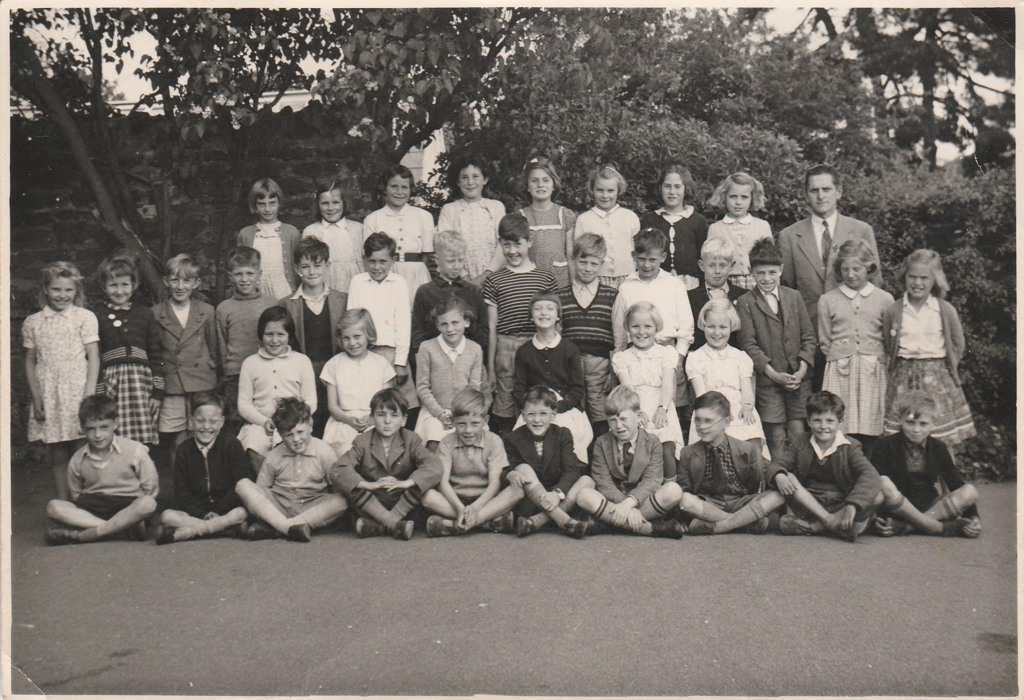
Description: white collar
321,219,347,229
591,204,620,218
902,293,939,311
41,305,73,318
255,221,280,234
367,272,399,284
722,214,752,225
532,332,561,350
656,205,693,219
839,283,874,299
811,212,839,232
437,335,466,356
257,346,293,360
811,430,851,460
85,436,123,462
381,204,410,217
291,286,328,303
626,269,670,283
573,279,598,294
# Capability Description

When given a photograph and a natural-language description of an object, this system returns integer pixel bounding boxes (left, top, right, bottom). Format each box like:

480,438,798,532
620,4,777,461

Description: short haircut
522,385,559,411
588,164,627,196
248,178,283,212
832,239,878,279
311,177,349,220
431,294,474,326
294,236,330,265
530,291,562,318
338,308,377,346
451,388,488,419
227,246,261,271
893,390,939,421
363,232,397,259
434,229,468,257
656,162,696,203
498,213,531,243
804,164,841,190
523,155,562,196
447,154,492,191
370,387,409,416
898,249,949,299
257,305,295,344
165,254,201,280
696,298,741,333
692,390,731,418
37,261,86,309
572,232,608,259
190,391,226,415
633,227,669,256
624,301,664,333
748,238,783,268
707,172,766,211
381,164,416,193
700,236,738,263
271,396,312,435
605,385,641,416
79,394,118,425
97,254,138,286
806,391,845,421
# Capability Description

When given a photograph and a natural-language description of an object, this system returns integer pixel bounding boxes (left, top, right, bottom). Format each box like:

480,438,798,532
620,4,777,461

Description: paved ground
7,456,1018,697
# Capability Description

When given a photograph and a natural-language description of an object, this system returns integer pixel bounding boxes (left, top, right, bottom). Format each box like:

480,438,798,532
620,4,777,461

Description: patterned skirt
824,354,887,436
883,358,977,446
102,363,158,445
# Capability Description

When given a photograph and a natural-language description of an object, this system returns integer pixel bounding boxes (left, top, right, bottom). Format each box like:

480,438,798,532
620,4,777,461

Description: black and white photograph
4,3,1017,697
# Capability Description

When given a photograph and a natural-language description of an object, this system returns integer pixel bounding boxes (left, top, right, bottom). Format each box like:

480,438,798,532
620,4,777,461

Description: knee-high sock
390,489,422,520
708,496,771,534
356,491,400,530
294,495,347,530
887,493,943,534
523,481,570,527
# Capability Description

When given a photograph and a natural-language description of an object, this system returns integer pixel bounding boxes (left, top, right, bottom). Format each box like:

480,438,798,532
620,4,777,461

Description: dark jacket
687,283,745,351
152,299,219,395
767,434,880,514
871,433,978,518
503,424,585,493
173,433,249,517
881,297,966,386
329,428,442,497
590,429,663,506
737,285,817,377
678,435,763,496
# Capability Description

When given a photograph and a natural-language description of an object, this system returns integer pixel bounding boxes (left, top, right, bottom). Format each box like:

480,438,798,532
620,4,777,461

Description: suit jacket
237,223,302,290
870,433,978,518
329,428,442,497
778,214,881,325
677,435,764,495
767,434,881,513
172,432,249,517
152,299,219,394
736,286,817,376
590,429,663,506
503,424,585,494
278,290,348,362
687,283,745,350
881,297,965,385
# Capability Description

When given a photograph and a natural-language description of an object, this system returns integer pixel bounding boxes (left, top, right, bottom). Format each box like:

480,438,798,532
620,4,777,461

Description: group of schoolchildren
26,155,982,547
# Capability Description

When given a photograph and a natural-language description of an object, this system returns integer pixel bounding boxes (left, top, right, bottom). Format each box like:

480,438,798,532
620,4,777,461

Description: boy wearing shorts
45,395,158,544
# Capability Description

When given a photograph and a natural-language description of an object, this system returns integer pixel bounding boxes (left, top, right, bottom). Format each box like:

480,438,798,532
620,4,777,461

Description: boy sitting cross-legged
576,386,685,538
45,395,158,545
235,397,347,542
871,390,981,538
504,386,594,538
155,392,250,544
677,391,784,535
329,388,443,540
768,391,882,542
421,388,523,536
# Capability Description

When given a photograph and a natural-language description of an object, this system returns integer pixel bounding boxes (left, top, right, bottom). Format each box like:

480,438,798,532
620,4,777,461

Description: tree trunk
11,33,164,296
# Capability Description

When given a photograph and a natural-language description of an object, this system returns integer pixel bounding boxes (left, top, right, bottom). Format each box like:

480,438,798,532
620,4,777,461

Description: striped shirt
483,267,557,336
559,283,617,358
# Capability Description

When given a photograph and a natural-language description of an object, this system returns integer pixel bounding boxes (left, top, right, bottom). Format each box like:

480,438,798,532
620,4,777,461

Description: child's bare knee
45,499,64,519
576,488,600,513
235,478,255,495
573,475,595,492
870,490,885,507
679,492,701,513
658,481,683,505
514,464,537,481
959,483,979,505
136,495,157,516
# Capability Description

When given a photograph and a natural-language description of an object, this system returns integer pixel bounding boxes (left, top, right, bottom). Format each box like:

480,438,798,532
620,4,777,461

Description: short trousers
158,395,189,434
792,483,877,523
699,492,760,513
755,376,811,424
75,493,140,520
254,484,339,519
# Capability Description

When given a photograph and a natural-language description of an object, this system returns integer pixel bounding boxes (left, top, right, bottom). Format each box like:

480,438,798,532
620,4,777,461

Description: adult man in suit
778,165,880,389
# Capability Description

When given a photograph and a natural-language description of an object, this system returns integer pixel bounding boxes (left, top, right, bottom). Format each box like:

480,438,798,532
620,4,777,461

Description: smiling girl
302,179,364,292
706,172,773,290
518,156,577,288
437,156,507,284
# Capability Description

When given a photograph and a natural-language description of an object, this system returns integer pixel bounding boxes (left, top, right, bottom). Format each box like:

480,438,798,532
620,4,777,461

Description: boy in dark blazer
278,237,348,437
677,392,784,535
737,238,817,461
503,386,592,538
576,386,684,538
768,391,882,542
688,237,745,351
153,254,219,448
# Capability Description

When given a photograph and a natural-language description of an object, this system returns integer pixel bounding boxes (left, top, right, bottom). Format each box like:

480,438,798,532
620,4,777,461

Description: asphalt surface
8,457,1018,697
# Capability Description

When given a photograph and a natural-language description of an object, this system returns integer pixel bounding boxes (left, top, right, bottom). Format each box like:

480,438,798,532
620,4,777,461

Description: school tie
621,441,633,474
821,220,832,269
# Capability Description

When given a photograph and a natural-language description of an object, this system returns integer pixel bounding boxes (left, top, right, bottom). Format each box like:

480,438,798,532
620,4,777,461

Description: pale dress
437,199,506,279
519,205,577,288
612,344,684,457
685,343,769,457
23,306,99,443
320,351,396,456
302,219,364,292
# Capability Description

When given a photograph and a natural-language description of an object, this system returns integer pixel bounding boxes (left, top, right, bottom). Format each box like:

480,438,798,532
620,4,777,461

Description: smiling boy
687,237,745,351
768,391,882,542
45,395,158,545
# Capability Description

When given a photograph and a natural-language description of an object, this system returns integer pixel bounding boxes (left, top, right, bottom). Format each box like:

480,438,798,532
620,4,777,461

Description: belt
397,252,426,262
